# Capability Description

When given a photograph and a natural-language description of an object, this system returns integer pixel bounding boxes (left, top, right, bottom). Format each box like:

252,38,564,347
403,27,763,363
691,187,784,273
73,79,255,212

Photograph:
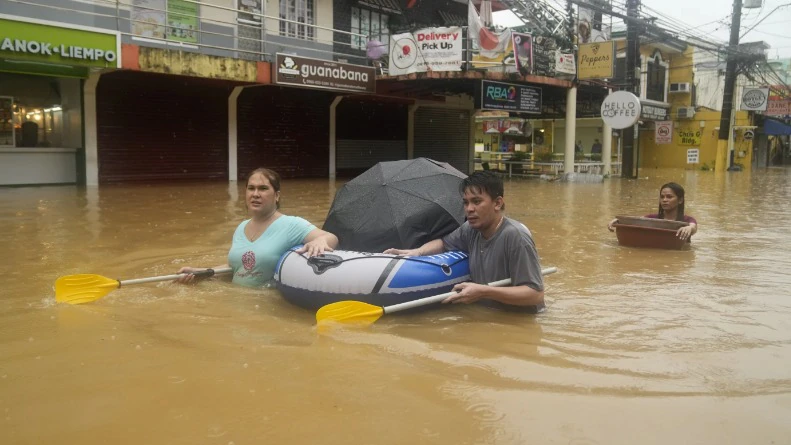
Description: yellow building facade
636,44,755,171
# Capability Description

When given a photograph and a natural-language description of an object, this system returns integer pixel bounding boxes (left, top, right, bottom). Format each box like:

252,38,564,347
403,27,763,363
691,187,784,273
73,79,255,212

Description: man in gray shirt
385,171,545,312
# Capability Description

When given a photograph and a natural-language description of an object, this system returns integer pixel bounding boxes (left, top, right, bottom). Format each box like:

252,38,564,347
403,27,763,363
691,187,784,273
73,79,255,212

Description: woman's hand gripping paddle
316,266,558,326
54,268,232,305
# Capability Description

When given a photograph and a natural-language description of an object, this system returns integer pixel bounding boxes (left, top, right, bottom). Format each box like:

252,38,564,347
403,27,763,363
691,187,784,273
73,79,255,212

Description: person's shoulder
502,218,534,240
278,215,313,227
684,215,698,224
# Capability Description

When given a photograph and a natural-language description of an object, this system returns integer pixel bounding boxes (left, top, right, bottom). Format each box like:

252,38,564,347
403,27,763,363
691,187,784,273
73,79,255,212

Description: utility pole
621,0,641,178
716,0,743,173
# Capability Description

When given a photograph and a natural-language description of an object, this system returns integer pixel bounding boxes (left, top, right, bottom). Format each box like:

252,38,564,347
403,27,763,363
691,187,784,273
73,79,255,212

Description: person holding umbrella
384,171,545,312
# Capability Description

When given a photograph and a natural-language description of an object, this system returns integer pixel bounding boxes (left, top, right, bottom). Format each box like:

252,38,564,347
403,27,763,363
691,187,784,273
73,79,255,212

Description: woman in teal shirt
176,168,338,287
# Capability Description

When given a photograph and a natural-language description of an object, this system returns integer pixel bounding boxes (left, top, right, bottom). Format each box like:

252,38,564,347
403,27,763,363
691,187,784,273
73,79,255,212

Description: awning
358,0,402,15
764,119,791,136
438,10,466,26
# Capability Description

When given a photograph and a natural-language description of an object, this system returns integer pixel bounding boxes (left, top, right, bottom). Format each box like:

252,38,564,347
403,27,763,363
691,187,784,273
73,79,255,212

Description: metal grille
414,108,471,174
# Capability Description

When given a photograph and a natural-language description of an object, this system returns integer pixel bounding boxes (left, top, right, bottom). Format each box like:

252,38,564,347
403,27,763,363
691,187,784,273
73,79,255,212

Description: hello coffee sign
601,91,641,129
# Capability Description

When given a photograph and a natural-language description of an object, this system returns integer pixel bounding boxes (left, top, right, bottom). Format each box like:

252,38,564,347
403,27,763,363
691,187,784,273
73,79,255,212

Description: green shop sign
0,16,119,76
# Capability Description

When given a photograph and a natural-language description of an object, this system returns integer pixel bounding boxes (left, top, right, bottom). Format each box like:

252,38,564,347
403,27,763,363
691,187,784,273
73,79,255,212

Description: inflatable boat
274,247,470,310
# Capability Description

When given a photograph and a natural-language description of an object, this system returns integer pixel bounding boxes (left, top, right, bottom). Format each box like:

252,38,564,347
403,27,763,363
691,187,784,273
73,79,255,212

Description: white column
83,72,102,186
228,86,245,182
407,104,419,159
328,96,344,179
602,123,612,177
564,86,577,175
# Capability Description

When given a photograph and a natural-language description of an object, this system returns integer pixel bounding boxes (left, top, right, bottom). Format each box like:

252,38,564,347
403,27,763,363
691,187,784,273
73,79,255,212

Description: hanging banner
167,0,199,43
468,0,512,64
578,6,611,44
578,41,613,79
555,51,576,75
388,27,462,76
131,0,167,39
678,128,702,145
741,87,770,111
511,32,533,75
655,121,673,144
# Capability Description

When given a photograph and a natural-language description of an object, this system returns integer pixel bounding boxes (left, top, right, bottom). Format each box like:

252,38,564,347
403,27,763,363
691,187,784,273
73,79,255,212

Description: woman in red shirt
608,182,698,241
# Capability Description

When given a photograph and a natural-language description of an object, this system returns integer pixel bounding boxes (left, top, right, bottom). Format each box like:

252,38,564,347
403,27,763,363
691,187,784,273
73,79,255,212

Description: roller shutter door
96,71,235,183
414,107,470,174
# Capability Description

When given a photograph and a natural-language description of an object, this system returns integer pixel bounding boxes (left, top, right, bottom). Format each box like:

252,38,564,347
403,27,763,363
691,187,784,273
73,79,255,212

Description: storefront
0,15,120,186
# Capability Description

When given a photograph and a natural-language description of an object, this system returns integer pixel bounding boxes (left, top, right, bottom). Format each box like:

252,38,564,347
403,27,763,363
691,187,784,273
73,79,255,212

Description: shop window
351,7,390,52
0,74,82,149
646,57,667,102
279,0,315,40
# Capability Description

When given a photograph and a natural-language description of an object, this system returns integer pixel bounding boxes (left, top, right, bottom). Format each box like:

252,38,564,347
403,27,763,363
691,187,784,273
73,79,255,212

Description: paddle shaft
120,267,232,286
383,266,558,315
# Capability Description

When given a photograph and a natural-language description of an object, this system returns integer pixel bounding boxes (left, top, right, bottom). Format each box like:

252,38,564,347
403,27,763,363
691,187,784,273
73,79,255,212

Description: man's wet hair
459,171,505,210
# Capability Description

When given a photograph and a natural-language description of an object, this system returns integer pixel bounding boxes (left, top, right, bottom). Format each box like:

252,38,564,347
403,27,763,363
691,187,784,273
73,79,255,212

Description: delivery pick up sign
601,91,641,129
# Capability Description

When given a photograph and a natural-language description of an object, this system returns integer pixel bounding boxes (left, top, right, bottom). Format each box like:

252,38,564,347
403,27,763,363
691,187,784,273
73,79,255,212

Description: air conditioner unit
669,82,691,93
677,106,696,119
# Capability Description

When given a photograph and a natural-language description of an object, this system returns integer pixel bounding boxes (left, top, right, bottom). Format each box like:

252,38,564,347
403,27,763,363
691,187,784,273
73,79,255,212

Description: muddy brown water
1,169,790,444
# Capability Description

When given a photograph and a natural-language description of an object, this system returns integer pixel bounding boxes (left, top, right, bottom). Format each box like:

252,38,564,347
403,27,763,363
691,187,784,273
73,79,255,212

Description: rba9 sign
601,91,641,129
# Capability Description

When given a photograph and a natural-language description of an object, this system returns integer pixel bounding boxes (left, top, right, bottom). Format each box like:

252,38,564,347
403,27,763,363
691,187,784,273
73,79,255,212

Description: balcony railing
5,0,571,77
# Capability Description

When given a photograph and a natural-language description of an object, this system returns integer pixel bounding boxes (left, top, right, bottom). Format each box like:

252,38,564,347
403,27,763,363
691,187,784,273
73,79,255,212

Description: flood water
2,168,790,445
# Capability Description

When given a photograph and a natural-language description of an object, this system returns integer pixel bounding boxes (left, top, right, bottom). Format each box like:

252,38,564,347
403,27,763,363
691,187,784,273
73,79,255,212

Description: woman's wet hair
657,182,685,221
460,171,505,210
248,167,281,209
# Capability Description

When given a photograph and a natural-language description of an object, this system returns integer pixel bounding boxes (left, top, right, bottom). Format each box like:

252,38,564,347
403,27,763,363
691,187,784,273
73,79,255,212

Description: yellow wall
640,110,754,170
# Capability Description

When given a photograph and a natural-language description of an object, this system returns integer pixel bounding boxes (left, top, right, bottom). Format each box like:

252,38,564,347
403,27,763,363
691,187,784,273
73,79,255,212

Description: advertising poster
555,51,576,75
131,0,166,39
388,27,462,76
167,0,199,44
511,32,533,76
578,6,612,44
478,80,542,114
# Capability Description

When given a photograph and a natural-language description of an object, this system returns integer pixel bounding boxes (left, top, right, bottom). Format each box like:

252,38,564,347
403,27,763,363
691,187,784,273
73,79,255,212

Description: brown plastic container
615,215,689,230
613,223,687,250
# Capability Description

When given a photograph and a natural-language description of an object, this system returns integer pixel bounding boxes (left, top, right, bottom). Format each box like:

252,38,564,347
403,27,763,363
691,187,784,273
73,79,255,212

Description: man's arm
444,283,543,306
383,239,445,256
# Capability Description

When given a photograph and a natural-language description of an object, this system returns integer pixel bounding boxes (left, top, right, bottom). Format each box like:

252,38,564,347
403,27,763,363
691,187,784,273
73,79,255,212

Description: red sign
766,99,791,116
655,121,673,144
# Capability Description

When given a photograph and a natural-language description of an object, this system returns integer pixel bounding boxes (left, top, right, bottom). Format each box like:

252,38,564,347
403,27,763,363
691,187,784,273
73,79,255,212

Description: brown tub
613,223,687,250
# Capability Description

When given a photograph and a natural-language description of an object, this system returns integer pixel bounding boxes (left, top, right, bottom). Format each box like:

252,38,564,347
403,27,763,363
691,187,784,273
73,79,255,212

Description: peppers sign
0,17,120,69
601,91,641,129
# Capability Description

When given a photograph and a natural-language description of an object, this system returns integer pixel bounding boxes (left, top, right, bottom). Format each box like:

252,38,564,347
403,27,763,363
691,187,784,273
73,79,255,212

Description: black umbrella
324,158,468,252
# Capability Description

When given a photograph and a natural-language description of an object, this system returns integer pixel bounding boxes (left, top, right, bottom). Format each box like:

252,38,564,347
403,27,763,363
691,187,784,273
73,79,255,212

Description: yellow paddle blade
316,300,385,326
55,274,121,305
